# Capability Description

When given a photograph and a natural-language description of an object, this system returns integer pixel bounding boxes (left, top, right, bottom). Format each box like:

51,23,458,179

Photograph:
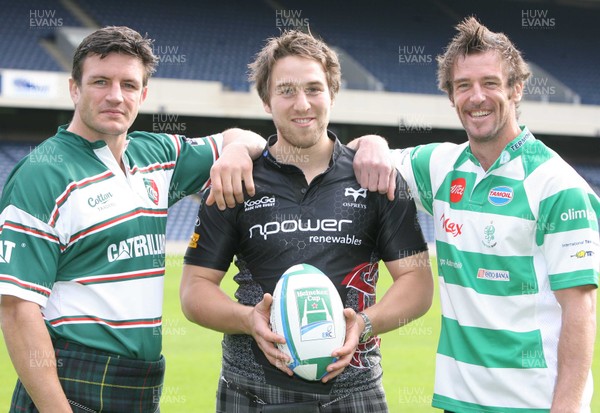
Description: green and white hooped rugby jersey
0,126,222,361
392,127,599,412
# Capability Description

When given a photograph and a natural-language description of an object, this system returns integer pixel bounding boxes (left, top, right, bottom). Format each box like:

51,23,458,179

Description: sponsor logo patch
440,213,463,237
477,268,510,281
560,208,596,222
144,178,159,205
344,187,367,202
0,240,16,264
482,222,497,248
450,178,466,203
295,288,336,341
107,234,165,262
244,195,276,212
571,250,594,259
488,186,513,206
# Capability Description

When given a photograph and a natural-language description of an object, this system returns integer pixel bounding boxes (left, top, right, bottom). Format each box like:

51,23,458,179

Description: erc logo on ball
270,263,346,381
488,186,513,206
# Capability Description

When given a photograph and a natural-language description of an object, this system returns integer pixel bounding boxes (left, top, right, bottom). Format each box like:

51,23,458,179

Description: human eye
277,85,296,96
123,82,138,90
305,87,322,96
455,81,470,91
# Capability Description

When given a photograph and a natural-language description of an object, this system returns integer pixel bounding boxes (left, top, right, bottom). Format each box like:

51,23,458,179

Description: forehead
270,55,327,86
81,52,145,81
453,50,507,80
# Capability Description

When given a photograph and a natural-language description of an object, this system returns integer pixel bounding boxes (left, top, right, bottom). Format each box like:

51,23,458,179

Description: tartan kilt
217,369,389,413
10,340,165,413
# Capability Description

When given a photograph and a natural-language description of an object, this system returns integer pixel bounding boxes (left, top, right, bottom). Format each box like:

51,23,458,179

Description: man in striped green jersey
0,26,265,412
351,17,599,413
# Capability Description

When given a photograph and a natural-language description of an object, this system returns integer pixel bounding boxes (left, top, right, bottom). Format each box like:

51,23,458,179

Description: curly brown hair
437,17,531,101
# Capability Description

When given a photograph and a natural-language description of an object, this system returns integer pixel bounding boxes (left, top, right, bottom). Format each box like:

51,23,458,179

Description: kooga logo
249,219,352,240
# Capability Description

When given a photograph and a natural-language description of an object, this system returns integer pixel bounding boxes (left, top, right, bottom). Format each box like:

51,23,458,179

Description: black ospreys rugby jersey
184,132,427,394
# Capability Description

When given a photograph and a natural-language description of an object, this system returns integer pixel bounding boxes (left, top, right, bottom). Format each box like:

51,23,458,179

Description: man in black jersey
180,30,433,412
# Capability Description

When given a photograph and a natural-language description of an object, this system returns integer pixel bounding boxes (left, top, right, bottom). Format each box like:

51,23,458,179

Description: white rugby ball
270,263,346,381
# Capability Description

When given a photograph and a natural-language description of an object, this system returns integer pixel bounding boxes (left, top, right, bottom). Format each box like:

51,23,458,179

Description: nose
106,83,124,103
469,83,485,105
293,90,310,112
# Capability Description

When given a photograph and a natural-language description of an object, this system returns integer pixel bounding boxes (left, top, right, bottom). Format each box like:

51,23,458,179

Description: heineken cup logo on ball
295,287,336,341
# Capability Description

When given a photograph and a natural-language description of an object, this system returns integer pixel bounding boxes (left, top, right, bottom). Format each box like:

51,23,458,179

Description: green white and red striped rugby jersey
0,125,222,360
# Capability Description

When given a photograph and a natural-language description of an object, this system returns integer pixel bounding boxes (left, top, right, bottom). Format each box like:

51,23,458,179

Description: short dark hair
71,26,158,86
248,30,341,105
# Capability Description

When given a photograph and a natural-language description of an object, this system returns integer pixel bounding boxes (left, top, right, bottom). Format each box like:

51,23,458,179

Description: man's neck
470,125,523,171
67,121,128,173
271,134,334,184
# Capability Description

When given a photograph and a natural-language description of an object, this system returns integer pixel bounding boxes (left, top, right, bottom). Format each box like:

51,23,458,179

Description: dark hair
437,17,531,100
248,30,341,104
71,26,158,86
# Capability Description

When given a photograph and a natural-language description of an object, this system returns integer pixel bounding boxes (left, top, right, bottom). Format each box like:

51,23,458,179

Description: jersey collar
262,130,341,172
462,126,534,170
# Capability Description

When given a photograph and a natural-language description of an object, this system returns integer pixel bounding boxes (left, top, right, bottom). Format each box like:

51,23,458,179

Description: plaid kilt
217,369,388,413
10,340,165,413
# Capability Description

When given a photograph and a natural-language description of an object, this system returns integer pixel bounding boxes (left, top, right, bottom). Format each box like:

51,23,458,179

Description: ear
140,86,148,104
512,81,524,103
263,100,272,114
68,78,80,105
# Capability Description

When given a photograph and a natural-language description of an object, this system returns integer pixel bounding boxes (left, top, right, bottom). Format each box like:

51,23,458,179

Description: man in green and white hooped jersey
352,17,599,413
0,27,264,412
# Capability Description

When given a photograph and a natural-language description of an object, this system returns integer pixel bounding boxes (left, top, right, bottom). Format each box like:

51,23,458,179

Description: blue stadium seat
0,1,599,102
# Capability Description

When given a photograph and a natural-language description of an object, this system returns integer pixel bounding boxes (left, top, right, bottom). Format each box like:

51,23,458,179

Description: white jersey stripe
433,353,553,410
43,276,164,323
439,277,539,332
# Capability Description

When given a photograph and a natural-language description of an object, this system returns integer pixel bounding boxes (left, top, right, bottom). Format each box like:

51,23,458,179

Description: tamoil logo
488,186,513,206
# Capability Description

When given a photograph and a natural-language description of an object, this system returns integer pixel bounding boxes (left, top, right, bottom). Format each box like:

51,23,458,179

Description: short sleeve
183,189,239,271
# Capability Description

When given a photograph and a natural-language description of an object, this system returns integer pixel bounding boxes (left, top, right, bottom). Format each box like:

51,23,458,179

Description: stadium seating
0,0,81,71
0,0,598,104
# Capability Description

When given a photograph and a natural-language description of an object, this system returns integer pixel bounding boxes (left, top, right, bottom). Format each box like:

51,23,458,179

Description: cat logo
0,240,16,264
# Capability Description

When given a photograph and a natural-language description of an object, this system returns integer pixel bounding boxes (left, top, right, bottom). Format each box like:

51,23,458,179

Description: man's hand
251,294,293,376
321,308,359,383
206,141,256,210
206,128,265,210
348,135,396,200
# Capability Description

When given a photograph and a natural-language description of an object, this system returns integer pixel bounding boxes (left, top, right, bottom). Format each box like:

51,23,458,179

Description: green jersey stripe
2,220,60,244
438,316,547,369
433,394,549,413
436,241,537,296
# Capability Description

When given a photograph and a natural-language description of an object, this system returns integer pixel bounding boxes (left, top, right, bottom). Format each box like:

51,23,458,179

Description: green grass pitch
1,255,599,411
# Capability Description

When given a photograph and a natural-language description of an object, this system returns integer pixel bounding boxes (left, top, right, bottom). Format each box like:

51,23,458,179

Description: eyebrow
87,75,142,85
453,75,502,84
275,80,324,88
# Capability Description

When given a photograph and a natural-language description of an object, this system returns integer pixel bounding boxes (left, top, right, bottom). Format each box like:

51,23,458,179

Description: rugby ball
270,263,346,381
